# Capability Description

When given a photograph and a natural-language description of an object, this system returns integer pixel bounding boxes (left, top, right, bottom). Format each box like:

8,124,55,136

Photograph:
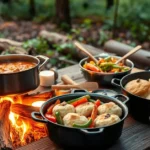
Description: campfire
0,91,54,149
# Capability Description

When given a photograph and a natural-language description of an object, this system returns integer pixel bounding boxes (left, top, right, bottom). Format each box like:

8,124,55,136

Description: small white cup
39,70,55,87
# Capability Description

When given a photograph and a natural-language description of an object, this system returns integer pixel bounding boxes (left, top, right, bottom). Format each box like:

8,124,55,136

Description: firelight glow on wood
32,101,45,107
39,70,55,87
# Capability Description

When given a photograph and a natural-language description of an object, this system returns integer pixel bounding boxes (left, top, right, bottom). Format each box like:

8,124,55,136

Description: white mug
39,70,58,87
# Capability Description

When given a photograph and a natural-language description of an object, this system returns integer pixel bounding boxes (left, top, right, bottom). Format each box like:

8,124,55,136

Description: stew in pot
0,61,36,73
45,95,122,128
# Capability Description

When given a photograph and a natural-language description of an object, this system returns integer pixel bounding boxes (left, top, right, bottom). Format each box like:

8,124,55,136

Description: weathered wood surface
16,64,149,150
104,40,150,69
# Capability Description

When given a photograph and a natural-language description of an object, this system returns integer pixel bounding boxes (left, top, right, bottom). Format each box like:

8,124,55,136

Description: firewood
0,101,13,150
11,104,40,118
26,91,53,98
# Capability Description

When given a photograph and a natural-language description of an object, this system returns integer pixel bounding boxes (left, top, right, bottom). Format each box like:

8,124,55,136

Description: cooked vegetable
90,104,98,128
45,113,56,123
67,95,90,104
89,99,95,103
71,97,88,107
85,63,100,72
73,118,92,128
55,111,63,125
47,99,61,114
95,99,101,107
83,56,130,73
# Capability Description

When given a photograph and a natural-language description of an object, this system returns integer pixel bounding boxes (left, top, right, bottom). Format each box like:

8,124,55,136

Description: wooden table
17,65,150,150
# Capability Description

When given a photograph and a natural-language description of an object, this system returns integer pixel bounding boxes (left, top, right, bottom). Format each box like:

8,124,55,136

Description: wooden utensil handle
115,45,142,64
61,75,77,85
74,41,98,64
51,85,79,90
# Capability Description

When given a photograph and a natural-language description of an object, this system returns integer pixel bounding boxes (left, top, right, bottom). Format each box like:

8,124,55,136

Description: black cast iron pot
112,71,150,123
79,55,134,86
0,54,49,95
32,91,128,149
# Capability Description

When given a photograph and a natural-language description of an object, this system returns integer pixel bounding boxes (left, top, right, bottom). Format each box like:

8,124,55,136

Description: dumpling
94,113,120,127
98,102,122,117
75,102,94,117
53,102,75,117
63,113,88,127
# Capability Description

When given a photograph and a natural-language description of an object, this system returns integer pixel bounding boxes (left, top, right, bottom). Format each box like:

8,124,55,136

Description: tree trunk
112,0,119,38
55,0,71,30
106,0,114,9
29,0,36,17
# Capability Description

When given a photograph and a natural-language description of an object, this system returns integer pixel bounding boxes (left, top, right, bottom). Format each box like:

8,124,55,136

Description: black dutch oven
79,55,134,86
32,91,129,149
0,54,49,95
112,71,150,123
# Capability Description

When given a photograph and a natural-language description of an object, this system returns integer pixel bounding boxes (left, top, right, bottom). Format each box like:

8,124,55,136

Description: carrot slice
90,104,98,128
47,99,60,114
86,63,100,72
71,97,88,107
95,99,101,107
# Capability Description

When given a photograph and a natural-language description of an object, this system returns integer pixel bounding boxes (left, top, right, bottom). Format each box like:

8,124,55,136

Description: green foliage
53,43,75,55
98,30,110,45
0,0,150,44
23,37,49,54
81,18,92,29
116,0,150,42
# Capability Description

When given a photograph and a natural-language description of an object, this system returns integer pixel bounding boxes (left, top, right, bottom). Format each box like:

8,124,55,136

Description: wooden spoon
74,41,99,64
115,45,142,64
51,82,99,91
61,75,77,85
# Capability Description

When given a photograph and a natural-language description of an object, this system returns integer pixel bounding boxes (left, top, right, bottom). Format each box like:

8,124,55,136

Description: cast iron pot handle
71,89,89,94
36,55,49,70
50,68,58,81
80,128,104,134
31,112,48,123
111,78,121,87
112,94,129,104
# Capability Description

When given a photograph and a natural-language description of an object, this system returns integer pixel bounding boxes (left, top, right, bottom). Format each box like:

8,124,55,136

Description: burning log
11,104,39,118
0,101,13,150
21,90,54,105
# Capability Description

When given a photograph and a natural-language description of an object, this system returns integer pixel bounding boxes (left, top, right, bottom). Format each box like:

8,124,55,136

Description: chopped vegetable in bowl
83,56,130,73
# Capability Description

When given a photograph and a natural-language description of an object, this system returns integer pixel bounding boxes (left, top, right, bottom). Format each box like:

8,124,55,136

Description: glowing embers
0,91,53,149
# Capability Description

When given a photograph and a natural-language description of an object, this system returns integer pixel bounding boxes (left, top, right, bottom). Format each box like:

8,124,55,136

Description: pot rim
40,93,128,130
120,71,150,101
79,55,134,75
0,54,40,75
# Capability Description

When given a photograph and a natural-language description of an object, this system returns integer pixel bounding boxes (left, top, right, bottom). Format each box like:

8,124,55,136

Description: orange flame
0,94,48,148
9,112,29,142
